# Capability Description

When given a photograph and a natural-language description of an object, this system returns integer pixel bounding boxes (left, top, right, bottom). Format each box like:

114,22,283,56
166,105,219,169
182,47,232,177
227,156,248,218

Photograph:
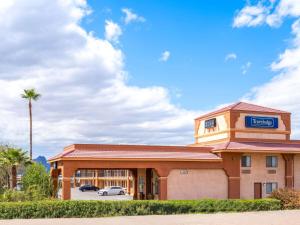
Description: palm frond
21,88,41,101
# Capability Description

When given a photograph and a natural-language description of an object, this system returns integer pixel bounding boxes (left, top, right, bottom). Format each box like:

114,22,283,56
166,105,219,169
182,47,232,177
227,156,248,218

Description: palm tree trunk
29,100,32,160
11,165,17,189
6,172,10,189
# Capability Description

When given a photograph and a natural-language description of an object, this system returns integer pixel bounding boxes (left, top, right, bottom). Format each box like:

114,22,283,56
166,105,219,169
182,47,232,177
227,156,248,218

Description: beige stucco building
49,102,300,200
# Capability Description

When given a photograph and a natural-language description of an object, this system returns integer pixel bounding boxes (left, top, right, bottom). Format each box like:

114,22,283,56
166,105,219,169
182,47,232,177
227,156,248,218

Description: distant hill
34,156,50,172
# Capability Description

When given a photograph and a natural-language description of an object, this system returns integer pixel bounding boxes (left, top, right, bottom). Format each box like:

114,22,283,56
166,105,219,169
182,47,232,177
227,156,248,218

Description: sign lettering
245,116,278,129
205,118,216,128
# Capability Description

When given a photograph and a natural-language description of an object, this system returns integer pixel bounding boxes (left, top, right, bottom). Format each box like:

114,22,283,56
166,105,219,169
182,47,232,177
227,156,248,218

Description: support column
62,166,74,200
132,169,138,199
95,170,99,187
221,152,242,199
146,168,152,196
158,177,168,200
155,167,170,200
282,154,294,188
127,171,131,195
50,168,59,197
228,177,240,199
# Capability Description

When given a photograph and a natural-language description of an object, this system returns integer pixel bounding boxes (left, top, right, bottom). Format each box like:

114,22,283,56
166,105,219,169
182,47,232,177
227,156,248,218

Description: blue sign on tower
245,116,278,129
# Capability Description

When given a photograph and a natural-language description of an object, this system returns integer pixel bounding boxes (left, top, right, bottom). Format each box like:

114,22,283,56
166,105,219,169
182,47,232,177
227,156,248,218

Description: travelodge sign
245,116,278,129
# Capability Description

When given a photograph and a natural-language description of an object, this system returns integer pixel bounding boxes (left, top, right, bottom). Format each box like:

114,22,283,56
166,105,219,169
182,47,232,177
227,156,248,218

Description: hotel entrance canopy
49,144,221,161
49,144,223,200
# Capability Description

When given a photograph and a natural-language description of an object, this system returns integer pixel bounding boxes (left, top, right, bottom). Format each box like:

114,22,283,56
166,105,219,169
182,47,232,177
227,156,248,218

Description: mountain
34,156,50,172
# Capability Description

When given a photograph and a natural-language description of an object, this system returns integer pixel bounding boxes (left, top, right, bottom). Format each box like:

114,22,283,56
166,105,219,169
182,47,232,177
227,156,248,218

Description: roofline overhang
212,149,300,154
48,157,222,163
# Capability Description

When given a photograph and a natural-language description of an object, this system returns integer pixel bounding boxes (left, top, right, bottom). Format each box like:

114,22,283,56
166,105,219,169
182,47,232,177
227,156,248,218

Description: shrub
22,163,53,198
0,199,281,219
0,189,26,202
270,188,300,209
0,186,47,202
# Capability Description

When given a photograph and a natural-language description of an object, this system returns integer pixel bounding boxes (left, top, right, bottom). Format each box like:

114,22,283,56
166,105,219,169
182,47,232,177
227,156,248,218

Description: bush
0,189,27,202
270,188,300,209
22,163,53,198
0,186,48,202
0,199,281,219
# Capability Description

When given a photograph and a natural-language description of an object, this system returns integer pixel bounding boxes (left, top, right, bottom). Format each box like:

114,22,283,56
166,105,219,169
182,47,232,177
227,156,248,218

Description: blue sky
83,0,292,110
0,0,300,157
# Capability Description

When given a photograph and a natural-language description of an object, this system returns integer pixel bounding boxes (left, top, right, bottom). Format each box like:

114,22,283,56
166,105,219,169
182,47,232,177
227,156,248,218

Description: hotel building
49,102,300,200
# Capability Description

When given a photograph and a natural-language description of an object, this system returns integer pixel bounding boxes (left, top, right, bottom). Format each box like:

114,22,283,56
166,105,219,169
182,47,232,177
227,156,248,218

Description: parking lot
58,188,133,200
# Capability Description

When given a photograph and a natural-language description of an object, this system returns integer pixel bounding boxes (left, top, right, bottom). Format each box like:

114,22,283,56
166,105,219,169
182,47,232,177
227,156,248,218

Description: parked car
98,186,125,196
79,184,99,192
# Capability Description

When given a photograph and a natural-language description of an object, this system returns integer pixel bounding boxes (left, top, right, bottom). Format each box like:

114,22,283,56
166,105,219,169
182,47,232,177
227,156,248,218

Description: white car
97,186,125,196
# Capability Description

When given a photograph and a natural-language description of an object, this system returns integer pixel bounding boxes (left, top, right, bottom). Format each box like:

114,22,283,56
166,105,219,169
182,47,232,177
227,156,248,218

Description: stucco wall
240,153,285,199
235,113,286,131
235,132,286,140
235,113,287,140
167,169,228,200
294,155,300,191
197,115,229,143
197,133,228,143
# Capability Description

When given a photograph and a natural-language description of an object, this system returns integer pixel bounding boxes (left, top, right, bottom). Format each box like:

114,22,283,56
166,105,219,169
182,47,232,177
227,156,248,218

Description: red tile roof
210,141,300,153
48,144,220,161
51,150,220,161
195,102,290,120
63,144,212,152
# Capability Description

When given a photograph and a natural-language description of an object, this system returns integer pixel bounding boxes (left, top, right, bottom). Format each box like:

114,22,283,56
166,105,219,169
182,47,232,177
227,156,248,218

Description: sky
0,0,300,158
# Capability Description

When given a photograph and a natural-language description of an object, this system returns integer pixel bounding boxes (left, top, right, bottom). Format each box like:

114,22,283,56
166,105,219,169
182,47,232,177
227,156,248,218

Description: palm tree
0,147,31,189
21,89,41,160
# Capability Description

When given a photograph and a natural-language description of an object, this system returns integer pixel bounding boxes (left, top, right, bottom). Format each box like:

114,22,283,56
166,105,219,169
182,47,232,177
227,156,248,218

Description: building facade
49,102,300,200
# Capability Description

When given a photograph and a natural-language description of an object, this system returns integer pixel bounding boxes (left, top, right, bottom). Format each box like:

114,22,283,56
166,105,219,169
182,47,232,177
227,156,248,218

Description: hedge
0,199,281,219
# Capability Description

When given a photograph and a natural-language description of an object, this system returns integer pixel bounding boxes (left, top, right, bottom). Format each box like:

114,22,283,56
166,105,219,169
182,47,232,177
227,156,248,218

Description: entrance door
254,183,262,199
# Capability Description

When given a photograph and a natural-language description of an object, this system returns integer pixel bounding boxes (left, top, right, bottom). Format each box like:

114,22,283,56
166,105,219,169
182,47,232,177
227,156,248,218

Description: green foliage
0,166,8,190
21,89,41,101
0,189,26,202
0,199,281,219
0,146,30,189
0,187,46,202
21,163,53,198
270,188,300,209
0,147,30,166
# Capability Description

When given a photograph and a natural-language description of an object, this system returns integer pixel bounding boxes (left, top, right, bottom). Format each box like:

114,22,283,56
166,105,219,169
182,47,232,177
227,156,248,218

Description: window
241,155,251,167
266,156,278,168
266,182,278,194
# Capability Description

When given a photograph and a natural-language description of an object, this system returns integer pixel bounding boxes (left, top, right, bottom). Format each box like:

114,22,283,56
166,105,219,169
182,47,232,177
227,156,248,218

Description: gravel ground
1,210,300,225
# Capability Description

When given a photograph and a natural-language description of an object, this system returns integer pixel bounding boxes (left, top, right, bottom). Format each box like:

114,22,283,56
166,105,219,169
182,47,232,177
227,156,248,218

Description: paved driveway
58,188,133,200
1,210,300,225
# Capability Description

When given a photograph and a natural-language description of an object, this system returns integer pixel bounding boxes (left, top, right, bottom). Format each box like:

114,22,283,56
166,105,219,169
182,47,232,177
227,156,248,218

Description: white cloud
233,0,300,28
241,61,252,74
237,0,300,139
233,3,269,27
122,8,145,25
225,53,237,61
159,51,171,62
104,20,122,43
0,0,201,157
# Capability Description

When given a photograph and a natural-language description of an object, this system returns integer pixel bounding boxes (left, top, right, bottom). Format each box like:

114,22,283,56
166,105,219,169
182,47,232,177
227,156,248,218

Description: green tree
0,166,9,192
0,147,30,189
0,146,9,190
21,89,41,160
22,163,53,198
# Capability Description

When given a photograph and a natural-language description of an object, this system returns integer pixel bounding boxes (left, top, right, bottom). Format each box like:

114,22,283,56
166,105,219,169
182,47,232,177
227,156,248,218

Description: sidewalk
1,210,300,225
